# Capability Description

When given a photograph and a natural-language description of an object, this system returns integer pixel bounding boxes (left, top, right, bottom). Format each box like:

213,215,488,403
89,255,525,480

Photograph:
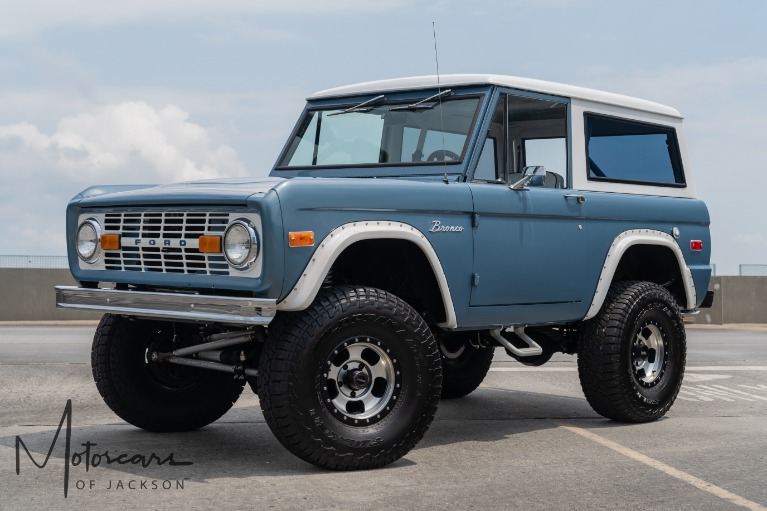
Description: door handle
564,194,586,204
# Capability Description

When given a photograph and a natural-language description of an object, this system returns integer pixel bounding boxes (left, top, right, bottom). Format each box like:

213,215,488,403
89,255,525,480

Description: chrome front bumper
55,286,276,325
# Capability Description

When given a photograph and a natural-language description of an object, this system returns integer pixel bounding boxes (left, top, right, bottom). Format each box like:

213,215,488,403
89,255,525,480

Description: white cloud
0,101,246,254
0,86,304,185
0,0,407,38
0,101,245,183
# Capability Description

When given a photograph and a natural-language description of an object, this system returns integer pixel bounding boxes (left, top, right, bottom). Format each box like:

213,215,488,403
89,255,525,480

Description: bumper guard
55,286,276,325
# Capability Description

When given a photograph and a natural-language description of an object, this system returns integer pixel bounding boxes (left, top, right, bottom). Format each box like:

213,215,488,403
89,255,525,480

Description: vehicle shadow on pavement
1,386,606,480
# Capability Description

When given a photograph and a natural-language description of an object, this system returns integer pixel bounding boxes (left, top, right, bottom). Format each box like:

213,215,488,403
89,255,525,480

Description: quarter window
585,114,685,186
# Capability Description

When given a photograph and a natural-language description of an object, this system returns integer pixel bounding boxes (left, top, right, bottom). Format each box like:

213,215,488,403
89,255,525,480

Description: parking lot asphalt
1,324,766,511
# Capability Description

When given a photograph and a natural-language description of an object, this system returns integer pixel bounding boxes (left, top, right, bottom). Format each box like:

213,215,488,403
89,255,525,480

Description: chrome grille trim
86,211,248,276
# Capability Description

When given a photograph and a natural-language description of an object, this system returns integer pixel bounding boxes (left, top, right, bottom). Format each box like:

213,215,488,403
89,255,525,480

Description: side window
474,138,498,181
508,94,568,188
524,138,567,179
472,93,568,186
585,114,685,186
473,98,504,181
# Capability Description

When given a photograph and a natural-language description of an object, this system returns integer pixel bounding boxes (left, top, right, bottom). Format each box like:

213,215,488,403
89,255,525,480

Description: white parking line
489,367,575,372
489,365,767,372
739,384,767,391
689,385,751,401
560,425,767,511
710,385,767,401
687,366,767,371
678,383,767,402
677,392,714,402
683,373,731,382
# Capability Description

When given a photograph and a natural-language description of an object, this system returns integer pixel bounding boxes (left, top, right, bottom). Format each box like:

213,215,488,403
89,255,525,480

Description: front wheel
577,281,686,422
257,286,442,470
91,315,245,432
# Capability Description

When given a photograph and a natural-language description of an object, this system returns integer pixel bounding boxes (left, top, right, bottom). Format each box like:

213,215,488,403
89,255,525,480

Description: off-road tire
92,314,245,432
257,286,442,470
439,339,494,399
578,281,686,422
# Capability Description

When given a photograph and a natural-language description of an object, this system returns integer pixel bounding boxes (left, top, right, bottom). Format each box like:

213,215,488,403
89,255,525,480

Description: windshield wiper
389,89,453,111
328,95,386,116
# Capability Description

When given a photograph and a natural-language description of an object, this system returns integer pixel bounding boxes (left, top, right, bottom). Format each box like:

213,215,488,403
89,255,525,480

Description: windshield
277,95,481,168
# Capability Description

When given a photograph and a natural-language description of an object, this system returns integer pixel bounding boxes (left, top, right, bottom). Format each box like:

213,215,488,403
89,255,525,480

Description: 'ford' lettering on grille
127,239,193,248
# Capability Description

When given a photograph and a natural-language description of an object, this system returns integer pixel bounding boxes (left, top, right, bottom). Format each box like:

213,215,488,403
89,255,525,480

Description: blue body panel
64,83,712,329
465,184,710,326
271,177,476,324
76,177,286,207
68,185,286,299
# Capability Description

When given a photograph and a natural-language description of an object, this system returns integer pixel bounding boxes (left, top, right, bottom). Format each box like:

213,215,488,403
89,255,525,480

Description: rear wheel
439,335,494,399
257,286,442,470
578,281,686,422
91,315,245,432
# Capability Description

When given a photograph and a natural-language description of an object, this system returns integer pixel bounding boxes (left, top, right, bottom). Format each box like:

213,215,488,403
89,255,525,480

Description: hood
76,177,287,207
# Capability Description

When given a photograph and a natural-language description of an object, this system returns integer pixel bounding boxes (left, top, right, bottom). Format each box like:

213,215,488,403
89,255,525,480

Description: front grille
102,212,232,275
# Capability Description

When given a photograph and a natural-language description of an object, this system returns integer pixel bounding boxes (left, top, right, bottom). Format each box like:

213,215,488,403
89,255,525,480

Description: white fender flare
584,229,697,320
277,221,458,329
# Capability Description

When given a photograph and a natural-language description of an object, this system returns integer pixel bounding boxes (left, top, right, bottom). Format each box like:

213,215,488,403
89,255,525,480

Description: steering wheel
426,149,460,162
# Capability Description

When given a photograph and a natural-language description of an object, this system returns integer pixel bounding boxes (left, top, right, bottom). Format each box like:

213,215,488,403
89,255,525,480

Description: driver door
469,91,589,322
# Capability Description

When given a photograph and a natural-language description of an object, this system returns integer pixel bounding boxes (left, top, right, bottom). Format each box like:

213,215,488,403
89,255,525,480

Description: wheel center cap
346,369,370,390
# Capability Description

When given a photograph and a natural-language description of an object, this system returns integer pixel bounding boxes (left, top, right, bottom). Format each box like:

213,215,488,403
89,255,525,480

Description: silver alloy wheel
632,321,667,387
323,337,401,425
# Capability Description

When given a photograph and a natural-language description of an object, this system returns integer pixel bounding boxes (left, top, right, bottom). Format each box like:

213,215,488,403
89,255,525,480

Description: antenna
432,21,449,184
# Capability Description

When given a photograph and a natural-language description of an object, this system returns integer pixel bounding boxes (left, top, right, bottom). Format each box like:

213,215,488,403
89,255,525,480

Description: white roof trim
309,74,682,118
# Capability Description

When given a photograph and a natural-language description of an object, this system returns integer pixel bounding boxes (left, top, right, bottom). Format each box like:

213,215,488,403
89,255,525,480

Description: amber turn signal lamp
100,234,120,250
199,235,222,253
289,231,315,247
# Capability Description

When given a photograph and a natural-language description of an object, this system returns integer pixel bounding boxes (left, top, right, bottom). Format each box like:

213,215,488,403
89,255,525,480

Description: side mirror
510,166,547,190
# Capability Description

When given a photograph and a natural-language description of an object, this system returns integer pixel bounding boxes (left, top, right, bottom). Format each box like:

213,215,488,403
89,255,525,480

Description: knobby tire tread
257,286,442,470
577,281,686,423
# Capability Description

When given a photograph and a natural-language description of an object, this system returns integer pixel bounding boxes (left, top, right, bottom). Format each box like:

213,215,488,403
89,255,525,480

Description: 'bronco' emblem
429,220,464,233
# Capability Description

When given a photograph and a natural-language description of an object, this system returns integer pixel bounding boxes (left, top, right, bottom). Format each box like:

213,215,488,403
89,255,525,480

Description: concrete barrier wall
0,269,102,321
1,270,765,324
697,276,767,325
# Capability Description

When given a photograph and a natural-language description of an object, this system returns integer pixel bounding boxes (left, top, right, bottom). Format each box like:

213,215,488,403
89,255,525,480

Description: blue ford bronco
57,75,713,469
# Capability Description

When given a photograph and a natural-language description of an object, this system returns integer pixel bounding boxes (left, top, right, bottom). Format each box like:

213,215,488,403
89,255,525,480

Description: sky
1,0,766,275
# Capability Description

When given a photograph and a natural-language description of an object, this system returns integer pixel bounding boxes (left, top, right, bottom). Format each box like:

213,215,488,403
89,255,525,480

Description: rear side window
585,114,685,186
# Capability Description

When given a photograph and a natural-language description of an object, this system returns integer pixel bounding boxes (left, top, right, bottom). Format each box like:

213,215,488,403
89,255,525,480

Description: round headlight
76,219,102,263
223,219,259,270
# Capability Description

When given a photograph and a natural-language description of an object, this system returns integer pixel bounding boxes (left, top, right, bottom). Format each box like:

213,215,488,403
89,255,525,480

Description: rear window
585,114,685,187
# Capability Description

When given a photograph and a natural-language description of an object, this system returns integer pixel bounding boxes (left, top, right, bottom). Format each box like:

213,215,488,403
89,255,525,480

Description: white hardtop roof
309,74,682,118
